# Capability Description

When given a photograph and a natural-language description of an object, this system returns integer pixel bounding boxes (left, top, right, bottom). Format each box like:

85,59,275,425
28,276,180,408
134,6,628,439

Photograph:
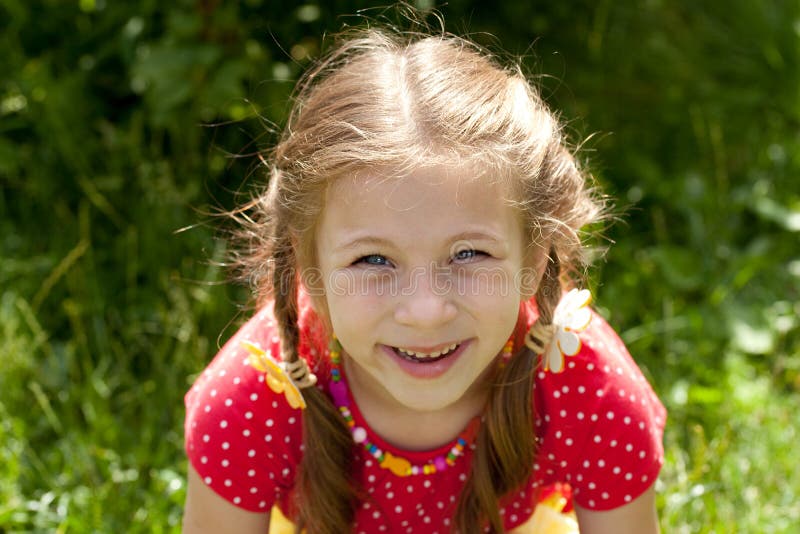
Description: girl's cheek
327,270,398,300
453,265,523,301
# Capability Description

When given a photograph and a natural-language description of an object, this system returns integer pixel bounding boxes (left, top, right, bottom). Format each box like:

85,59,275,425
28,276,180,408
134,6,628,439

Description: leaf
752,196,800,232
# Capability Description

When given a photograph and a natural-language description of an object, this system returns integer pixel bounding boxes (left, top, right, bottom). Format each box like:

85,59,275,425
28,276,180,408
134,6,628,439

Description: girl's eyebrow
334,236,394,251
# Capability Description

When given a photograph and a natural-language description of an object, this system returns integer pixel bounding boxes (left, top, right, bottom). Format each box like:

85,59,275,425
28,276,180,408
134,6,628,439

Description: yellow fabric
269,505,298,534
267,502,578,534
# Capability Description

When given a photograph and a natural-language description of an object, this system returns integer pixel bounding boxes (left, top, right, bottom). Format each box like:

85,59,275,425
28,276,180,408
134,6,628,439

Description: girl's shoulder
183,303,308,513
523,298,667,511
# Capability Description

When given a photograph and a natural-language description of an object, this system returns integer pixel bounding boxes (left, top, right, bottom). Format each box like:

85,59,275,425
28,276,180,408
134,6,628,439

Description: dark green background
2,1,798,531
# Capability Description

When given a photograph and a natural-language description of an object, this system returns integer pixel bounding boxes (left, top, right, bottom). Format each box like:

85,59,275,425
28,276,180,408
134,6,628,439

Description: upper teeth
397,343,458,358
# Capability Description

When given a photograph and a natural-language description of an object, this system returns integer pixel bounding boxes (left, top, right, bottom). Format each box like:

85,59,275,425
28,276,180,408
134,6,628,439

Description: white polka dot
561,386,569,393
248,449,256,458
225,398,233,407
233,496,240,504
626,443,634,452
204,476,212,485
243,429,250,437
591,413,598,422
210,389,217,397
288,416,296,424
220,420,228,428
606,411,614,420
266,419,274,427
553,391,561,399
625,473,633,480
250,393,258,401
559,409,567,417
265,434,272,442
593,435,602,443
204,405,211,413
202,434,210,443
395,505,402,513
387,491,394,499
423,479,431,488
588,499,595,507
624,416,631,425
596,389,604,397
613,466,621,474
233,376,241,385
250,487,258,494
588,482,596,490
222,442,230,450
248,469,256,477
200,456,208,464
578,385,586,394
624,495,632,502
602,492,609,499
259,501,267,508
610,440,618,447
565,438,573,446
587,363,594,370
245,411,253,419
577,412,584,420
224,479,232,487
221,459,229,467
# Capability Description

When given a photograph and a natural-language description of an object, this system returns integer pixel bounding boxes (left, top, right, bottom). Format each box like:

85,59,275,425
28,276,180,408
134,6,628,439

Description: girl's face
315,164,533,413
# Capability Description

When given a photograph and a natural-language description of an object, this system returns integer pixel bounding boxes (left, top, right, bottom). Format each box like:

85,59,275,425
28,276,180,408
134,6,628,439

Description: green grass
1,1,798,532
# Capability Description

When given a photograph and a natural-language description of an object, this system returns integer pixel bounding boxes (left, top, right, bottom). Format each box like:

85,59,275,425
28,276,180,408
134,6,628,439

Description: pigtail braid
454,248,562,533
534,248,562,327
270,231,358,534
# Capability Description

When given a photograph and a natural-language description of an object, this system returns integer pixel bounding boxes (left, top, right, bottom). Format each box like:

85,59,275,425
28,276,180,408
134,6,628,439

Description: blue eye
453,249,485,262
357,254,390,266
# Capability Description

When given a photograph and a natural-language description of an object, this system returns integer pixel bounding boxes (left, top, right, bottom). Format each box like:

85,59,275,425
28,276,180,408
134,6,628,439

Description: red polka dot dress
185,297,666,532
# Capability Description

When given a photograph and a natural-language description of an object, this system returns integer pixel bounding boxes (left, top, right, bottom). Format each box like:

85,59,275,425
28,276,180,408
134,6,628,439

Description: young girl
182,23,666,534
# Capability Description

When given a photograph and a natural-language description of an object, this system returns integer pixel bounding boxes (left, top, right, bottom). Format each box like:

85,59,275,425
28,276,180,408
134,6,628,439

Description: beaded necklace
327,337,513,477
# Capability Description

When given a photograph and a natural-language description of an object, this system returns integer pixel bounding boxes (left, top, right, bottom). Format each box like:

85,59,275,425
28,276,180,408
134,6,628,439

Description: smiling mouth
391,343,461,363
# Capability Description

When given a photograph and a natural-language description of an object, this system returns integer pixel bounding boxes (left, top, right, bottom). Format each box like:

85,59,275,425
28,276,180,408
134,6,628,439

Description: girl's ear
519,242,551,300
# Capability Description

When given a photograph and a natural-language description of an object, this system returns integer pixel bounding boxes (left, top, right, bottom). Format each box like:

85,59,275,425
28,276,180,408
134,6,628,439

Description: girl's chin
380,340,471,379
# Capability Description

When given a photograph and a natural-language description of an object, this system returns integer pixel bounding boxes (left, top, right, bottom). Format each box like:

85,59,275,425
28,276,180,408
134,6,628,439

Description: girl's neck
343,356,491,451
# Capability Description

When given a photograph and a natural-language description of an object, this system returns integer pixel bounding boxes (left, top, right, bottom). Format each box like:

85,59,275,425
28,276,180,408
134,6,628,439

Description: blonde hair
235,24,601,534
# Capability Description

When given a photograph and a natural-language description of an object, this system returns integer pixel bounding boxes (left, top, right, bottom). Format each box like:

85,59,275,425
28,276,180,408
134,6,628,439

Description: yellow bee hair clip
241,340,317,410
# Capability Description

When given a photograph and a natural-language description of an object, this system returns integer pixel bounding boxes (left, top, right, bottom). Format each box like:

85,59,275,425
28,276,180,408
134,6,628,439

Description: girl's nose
393,268,458,327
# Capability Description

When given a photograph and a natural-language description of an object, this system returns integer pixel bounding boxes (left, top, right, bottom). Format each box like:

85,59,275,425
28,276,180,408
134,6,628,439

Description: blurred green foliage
1,0,798,532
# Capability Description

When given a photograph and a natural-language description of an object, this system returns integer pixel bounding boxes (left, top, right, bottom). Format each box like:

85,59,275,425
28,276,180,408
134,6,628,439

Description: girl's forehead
327,163,518,208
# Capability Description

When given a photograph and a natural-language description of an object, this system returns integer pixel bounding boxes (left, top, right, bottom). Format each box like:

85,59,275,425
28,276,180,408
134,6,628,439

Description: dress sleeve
533,311,666,511
184,307,304,512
